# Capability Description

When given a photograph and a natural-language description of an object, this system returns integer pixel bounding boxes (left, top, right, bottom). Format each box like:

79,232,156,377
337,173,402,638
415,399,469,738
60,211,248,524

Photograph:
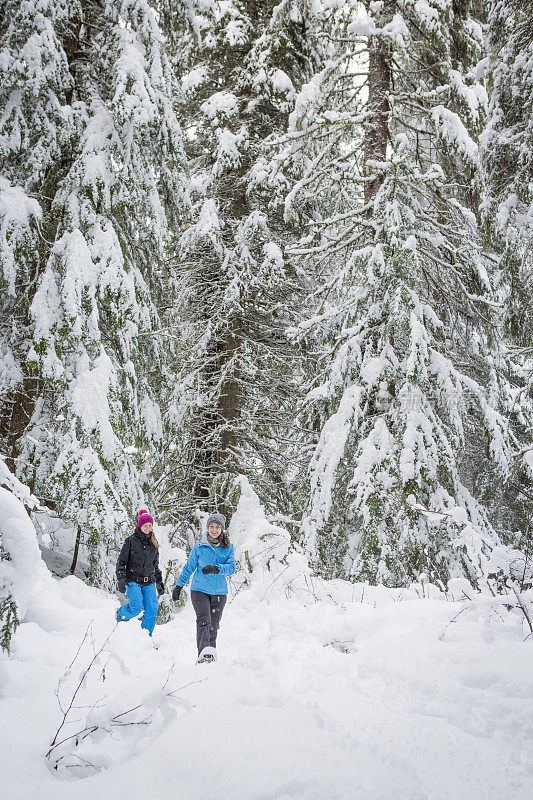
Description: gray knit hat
206,513,226,531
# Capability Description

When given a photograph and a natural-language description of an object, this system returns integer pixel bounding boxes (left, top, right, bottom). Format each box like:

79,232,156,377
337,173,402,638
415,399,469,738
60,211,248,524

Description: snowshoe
196,646,217,664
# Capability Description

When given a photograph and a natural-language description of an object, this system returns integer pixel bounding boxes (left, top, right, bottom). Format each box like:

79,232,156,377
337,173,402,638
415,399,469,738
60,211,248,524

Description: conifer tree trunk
364,3,391,210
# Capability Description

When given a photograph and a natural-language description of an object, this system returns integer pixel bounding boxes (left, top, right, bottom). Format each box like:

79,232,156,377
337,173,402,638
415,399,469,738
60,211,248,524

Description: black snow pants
190,590,227,654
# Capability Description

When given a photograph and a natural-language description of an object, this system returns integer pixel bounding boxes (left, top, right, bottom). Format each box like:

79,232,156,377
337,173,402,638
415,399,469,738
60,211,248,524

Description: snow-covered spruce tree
156,0,324,522
479,0,533,556
482,0,533,345
0,1,187,584
279,0,520,585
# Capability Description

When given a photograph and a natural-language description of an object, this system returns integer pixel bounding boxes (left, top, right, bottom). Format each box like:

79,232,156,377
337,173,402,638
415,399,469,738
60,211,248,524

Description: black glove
202,565,219,574
172,585,182,602
157,583,165,597
117,579,126,594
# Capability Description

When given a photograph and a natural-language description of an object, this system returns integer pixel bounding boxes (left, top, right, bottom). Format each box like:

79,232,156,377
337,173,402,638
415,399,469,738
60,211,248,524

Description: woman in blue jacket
172,513,236,663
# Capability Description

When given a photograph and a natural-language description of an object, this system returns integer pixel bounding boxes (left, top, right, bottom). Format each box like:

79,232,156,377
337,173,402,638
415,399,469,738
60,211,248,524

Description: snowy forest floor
1,569,532,800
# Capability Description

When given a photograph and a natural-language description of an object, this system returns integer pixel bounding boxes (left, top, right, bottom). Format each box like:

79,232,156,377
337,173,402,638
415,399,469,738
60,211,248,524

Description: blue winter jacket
176,535,236,595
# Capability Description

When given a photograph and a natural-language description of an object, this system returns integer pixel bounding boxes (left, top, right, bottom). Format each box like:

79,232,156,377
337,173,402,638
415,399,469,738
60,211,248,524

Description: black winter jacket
116,527,163,587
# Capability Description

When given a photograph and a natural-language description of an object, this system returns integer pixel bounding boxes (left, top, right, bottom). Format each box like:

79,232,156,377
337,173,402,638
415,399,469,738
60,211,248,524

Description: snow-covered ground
2,564,532,800
1,475,531,799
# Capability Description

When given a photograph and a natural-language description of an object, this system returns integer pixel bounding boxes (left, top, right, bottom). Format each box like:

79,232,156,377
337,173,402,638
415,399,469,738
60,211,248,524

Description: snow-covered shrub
45,626,189,777
486,545,533,592
0,459,45,651
229,476,291,578
445,547,533,639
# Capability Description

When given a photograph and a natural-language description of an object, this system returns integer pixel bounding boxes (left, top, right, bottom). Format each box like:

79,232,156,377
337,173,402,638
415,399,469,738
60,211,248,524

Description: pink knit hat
138,509,154,528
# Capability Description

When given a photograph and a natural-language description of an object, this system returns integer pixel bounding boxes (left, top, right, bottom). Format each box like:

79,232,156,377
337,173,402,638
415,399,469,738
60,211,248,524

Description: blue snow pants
117,581,159,636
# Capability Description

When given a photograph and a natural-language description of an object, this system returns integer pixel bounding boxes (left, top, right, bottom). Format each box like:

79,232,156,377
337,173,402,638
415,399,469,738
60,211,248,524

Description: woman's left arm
217,545,236,577
153,548,163,586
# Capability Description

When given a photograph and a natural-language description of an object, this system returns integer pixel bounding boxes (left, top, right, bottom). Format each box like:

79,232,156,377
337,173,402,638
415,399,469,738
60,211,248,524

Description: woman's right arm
176,545,199,587
116,538,131,583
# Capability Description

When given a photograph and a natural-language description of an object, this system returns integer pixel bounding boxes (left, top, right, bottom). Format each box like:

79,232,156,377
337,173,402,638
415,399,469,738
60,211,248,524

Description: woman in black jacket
116,510,165,636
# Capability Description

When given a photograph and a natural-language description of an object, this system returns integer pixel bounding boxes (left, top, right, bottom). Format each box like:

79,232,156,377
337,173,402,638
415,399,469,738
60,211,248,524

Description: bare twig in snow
47,624,118,757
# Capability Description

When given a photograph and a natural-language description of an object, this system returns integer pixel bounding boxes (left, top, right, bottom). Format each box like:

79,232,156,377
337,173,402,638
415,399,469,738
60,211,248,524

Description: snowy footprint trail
1,570,532,800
